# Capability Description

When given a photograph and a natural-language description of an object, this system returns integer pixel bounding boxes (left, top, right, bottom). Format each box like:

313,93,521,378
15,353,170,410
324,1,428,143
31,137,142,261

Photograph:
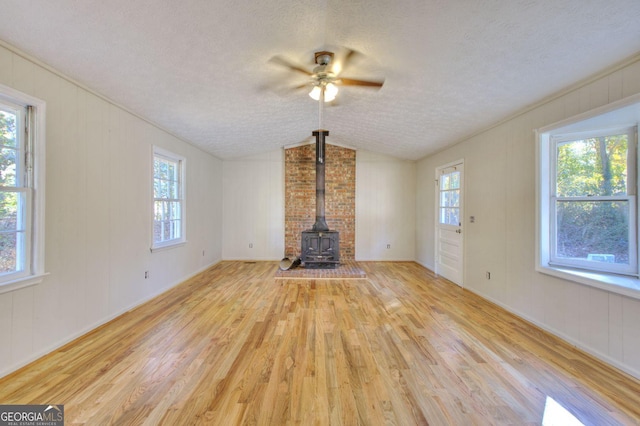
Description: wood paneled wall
221,150,284,260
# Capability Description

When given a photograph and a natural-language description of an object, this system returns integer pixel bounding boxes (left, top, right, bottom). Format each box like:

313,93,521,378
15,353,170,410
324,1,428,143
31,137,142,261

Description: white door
435,162,464,286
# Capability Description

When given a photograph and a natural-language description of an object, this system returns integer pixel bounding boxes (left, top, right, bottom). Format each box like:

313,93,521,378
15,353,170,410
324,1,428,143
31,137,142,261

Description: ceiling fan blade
335,48,359,74
339,77,384,88
269,55,313,76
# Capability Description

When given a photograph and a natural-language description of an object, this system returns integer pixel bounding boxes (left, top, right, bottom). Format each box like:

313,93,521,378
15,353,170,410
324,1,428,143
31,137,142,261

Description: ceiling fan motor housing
314,51,334,66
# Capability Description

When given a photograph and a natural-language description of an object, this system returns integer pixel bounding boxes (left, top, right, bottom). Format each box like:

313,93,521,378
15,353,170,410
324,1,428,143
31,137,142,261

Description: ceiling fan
269,49,384,102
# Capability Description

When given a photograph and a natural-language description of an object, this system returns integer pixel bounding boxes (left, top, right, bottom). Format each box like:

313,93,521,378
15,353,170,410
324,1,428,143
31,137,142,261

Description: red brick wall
285,143,356,260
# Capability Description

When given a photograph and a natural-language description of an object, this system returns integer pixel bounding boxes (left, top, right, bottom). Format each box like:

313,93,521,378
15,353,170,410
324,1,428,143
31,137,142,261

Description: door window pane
440,207,460,226
439,170,461,225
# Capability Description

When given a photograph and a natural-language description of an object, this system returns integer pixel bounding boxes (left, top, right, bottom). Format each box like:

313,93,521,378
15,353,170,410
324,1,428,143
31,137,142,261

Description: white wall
0,44,223,378
356,151,416,261
221,148,416,262
416,55,640,379
222,149,285,260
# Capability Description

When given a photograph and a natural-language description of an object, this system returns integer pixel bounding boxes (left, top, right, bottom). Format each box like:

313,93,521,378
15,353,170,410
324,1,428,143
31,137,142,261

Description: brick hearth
275,260,366,279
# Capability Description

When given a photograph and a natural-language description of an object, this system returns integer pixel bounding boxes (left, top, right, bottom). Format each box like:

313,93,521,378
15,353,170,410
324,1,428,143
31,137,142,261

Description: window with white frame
538,95,640,292
0,85,45,290
550,127,637,275
152,147,185,250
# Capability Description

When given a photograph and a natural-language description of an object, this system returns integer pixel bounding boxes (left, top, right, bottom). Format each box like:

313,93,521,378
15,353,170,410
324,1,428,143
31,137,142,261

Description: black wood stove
301,130,340,269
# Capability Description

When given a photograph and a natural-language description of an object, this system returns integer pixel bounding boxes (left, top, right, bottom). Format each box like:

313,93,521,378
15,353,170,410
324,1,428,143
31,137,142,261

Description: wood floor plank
1,261,639,425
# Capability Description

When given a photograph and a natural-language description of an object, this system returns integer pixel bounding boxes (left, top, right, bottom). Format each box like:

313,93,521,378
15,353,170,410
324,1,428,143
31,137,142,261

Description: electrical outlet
486,271,491,280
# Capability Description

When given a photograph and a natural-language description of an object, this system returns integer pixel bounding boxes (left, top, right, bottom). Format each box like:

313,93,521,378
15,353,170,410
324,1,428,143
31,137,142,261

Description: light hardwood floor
1,261,639,425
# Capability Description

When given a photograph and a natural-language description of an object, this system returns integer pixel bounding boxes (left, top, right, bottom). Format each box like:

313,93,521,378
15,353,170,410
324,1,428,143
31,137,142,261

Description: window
438,168,461,226
152,146,185,250
550,127,636,275
538,93,640,296
0,85,45,291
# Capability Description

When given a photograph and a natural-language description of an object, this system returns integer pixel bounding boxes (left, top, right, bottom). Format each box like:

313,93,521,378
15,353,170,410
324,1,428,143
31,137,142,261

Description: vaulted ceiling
1,1,640,160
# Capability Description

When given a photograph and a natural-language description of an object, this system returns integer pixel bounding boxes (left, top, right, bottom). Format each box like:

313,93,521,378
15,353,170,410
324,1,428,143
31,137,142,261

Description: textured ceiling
1,0,640,160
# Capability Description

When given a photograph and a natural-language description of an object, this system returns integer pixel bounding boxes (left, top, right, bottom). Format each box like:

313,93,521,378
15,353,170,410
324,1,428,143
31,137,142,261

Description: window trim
537,92,640,300
151,146,186,251
0,84,46,294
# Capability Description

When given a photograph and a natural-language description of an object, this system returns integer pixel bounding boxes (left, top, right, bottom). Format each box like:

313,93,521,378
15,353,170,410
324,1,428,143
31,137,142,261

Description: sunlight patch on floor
542,396,585,426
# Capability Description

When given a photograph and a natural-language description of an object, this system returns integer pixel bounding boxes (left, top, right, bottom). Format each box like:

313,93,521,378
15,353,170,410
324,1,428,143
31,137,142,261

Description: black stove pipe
312,130,330,232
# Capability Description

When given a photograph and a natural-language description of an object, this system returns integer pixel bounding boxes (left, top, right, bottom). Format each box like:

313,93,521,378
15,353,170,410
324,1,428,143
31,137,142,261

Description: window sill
0,272,49,295
150,240,187,253
537,265,640,300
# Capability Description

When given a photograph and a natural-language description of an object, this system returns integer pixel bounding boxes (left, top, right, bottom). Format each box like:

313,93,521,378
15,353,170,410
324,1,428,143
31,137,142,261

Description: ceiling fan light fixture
324,83,338,101
309,83,338,102
309,85,322,101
